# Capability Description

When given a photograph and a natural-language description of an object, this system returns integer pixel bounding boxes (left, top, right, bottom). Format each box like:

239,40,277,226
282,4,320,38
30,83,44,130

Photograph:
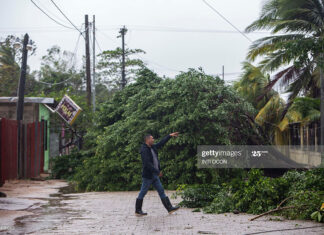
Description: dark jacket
139,134,172,179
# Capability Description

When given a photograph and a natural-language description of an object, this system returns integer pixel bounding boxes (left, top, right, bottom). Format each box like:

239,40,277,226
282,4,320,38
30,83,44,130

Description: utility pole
320,53,324,150
222,65,224,80
16,34,29,121
16,33,29,178
119,26,127,89
85,15,92,107
92,15,96,112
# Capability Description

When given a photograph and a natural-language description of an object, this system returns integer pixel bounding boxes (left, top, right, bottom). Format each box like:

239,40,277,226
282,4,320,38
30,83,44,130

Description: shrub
50,148,93,181
175,184,221,208
176,168,324,222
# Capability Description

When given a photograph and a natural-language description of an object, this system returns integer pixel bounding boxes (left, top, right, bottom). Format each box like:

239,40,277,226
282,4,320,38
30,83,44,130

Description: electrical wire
36,32,82,86
117,25,268,35
126,29,132,44
96,28,119,45
201,0,252,42
95,27,244,77
50,0,85,38
70,30,82,66
95,38,103,53
33,0,67,24
30,0,75,30
0,25,270,35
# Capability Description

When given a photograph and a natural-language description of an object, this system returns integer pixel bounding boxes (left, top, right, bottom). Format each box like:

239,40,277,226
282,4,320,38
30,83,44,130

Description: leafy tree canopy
74,68,267,191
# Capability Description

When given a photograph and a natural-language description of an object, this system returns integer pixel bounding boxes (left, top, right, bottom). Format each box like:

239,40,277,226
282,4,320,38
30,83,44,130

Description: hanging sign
55,95,82,125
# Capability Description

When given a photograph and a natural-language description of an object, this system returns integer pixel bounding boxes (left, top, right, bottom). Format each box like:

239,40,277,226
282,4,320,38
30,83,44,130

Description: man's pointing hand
170,132,179,137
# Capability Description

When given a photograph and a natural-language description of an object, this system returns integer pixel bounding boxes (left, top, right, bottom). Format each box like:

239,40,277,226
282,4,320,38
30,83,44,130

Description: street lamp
13,37,33,51
13,38,21,49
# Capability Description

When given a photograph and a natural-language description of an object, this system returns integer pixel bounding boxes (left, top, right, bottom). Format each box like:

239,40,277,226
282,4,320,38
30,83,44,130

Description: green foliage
281,190,323,220
245,0,324,104
50,148,91,180
97,47,146,89
176,168,324,222
0,35,37,96
288,97,320,122
175,184,221,208
234,62,273,110
311,209,324,223
203,187,234,214
31,45,84,96
73,68,263,191
232,169,289,214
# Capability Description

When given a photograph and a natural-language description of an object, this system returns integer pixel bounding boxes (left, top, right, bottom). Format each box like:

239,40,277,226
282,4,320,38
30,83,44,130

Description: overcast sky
0,0,269,82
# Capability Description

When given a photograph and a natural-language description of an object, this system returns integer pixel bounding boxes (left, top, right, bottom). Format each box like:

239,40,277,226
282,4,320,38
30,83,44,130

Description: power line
95,38,103,53
33,0,67,24
126,29,132,44
50,0,84,37
111,25,269,35
95,27,242,76
201,0,252,42
36,32,82,86
71,30,82,66
96,28,119,45
30,0,75,30
96,27,188,73
142,58,181,72
0,25,270,35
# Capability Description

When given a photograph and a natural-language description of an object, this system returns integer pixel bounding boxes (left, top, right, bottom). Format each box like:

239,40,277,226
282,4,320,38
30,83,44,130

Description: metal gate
0,118,44,183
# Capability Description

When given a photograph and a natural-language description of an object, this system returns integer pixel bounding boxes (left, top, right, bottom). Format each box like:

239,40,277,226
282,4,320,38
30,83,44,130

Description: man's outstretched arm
153,132,179,149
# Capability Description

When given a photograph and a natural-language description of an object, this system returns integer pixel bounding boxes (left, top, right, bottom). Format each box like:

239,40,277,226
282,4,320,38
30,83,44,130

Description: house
274,120,322,167
0,97,55,175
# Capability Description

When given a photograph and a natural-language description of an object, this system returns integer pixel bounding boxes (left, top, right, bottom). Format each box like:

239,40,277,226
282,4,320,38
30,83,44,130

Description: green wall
39,104,50,172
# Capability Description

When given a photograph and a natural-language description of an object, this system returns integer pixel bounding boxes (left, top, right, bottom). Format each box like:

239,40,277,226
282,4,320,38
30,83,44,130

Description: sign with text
55,95,82,125
197,145,324,168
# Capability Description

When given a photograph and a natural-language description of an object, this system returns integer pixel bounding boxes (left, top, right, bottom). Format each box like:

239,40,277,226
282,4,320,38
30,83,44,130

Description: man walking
135,132,180,216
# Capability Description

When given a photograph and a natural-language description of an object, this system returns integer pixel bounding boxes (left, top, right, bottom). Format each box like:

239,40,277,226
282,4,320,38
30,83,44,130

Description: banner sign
55,95,82,125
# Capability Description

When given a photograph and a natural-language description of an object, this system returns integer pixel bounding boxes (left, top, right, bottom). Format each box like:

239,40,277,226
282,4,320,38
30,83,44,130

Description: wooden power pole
320,53,324,151
119,26,127,89
92,15,96,112
85,15,92,107
16,33,29,178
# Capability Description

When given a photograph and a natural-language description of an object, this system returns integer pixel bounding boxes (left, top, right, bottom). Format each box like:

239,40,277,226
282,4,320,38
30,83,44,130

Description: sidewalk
0,180,323,234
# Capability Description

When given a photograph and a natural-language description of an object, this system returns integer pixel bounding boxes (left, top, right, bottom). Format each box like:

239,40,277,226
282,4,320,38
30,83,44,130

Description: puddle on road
12,182,86,234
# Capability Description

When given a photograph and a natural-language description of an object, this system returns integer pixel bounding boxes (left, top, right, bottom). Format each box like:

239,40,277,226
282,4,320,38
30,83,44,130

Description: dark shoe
161,196,180,214
135,198,147,216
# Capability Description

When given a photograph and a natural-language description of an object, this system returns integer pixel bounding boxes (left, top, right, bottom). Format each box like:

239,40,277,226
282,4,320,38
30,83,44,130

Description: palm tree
0,37,20,96
234,61,289,144
245,0,324,117
235,61,320,144
234,62,274,109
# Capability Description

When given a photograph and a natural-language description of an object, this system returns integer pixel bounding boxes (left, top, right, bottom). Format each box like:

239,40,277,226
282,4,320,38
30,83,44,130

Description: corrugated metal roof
0,97,54,104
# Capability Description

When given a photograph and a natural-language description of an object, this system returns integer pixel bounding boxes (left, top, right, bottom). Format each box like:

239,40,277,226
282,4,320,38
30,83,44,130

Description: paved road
0,180,323,234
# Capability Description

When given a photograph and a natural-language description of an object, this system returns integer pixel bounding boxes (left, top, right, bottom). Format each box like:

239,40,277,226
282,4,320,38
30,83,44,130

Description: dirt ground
0,179,323,235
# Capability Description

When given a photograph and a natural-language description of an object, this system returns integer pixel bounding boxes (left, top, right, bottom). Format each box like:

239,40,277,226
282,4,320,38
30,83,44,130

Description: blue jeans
137,174,167,200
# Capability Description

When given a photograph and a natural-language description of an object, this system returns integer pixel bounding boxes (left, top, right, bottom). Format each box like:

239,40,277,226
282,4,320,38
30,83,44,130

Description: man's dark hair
144,134,152,142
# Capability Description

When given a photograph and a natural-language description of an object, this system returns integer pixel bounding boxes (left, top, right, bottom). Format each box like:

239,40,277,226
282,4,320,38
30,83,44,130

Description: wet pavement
0,179,324,234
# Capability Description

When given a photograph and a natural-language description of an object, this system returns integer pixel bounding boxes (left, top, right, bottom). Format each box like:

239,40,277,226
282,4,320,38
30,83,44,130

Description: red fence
0,118,44,184
0,118,18,184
